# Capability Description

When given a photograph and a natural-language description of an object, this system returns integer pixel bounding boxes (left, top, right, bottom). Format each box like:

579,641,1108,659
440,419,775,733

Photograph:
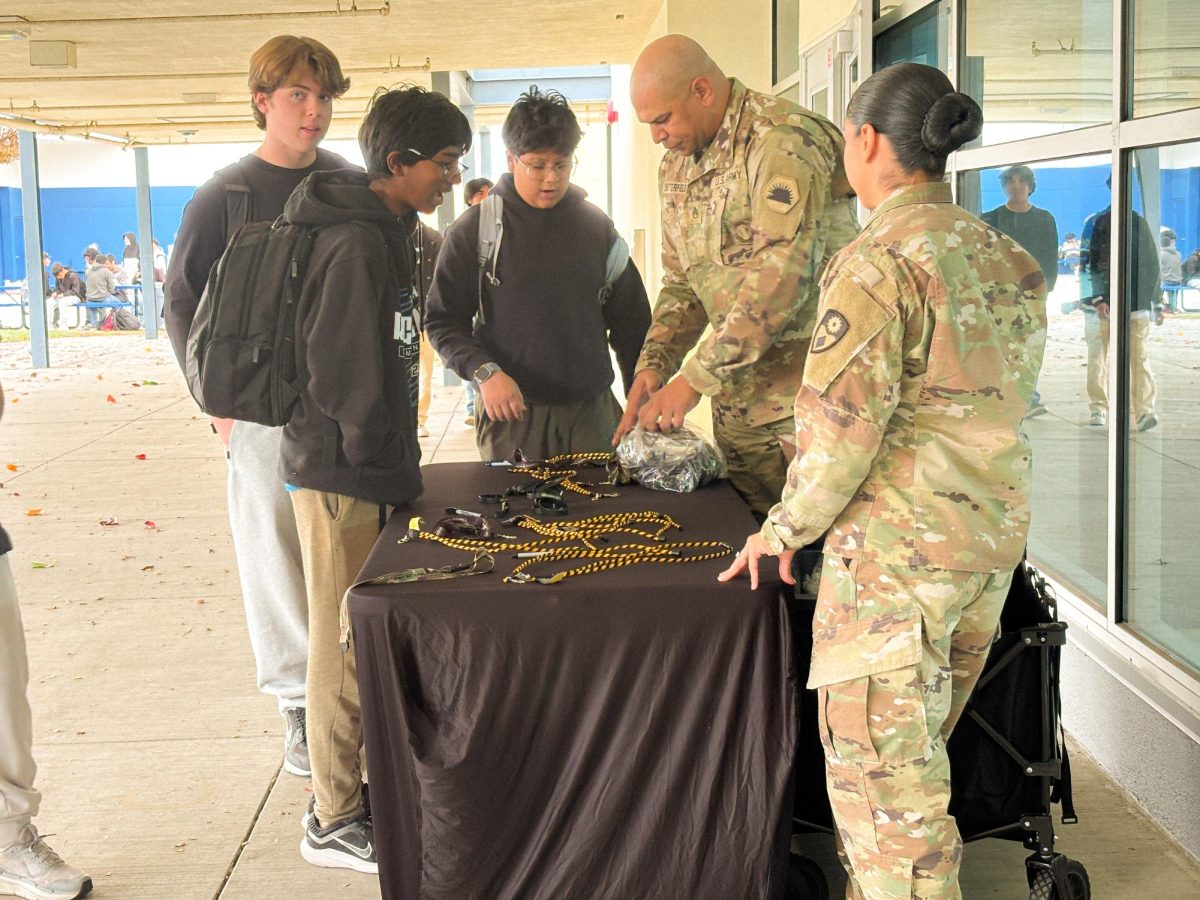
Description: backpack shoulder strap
217,160,252,239
477,193,503,287
475,193,504,325
599,234,631,305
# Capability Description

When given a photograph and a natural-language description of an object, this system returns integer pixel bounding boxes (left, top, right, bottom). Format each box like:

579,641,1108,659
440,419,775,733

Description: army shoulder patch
755,151,812,240
764,175,800,214
811,309,849,353
802,272,899,394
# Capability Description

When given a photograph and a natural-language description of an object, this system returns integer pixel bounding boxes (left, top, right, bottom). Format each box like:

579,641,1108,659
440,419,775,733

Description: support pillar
18,130,48,368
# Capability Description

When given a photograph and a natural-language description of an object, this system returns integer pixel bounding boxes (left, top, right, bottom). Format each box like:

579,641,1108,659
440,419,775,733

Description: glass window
1131,0,1200,118
959,155,1113,606
774,0,800,84
1125,143,1200,667
875,1,944,71
962,0,1113,145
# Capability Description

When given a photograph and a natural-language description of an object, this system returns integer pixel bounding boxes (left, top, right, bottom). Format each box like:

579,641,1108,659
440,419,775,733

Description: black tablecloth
348,462,797,900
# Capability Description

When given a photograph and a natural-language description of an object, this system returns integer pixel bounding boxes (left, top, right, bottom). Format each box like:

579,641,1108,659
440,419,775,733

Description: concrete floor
1,333,1198,899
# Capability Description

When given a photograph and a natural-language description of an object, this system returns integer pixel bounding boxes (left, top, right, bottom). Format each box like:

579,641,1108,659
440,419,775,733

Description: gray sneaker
299,814,377,874
0,825,92,899
283,707,310,777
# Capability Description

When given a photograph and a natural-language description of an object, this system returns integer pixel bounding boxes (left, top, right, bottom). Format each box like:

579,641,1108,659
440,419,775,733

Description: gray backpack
474,193,630,324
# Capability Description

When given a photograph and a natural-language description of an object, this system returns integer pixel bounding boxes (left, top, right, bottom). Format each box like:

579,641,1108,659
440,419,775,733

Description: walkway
0,334,1196,898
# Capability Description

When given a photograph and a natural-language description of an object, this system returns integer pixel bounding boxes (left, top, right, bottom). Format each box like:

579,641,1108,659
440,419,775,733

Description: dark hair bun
921,92,983,156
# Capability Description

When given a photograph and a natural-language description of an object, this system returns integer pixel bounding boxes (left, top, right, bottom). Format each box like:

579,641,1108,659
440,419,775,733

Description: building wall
798,0,861,50
1061,645,1200,858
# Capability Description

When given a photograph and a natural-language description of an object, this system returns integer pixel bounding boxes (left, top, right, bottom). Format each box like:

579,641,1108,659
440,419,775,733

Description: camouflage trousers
806,555,1011,899
711,408,794,517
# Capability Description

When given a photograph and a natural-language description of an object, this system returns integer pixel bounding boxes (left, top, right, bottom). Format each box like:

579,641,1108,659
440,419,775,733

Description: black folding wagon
784,556,1091,900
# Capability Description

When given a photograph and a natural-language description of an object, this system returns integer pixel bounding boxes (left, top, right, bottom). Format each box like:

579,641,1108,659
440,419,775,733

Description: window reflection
1126,143,1200,668
960,156,1113,604
1131,1,1200,118
962,0,1113,144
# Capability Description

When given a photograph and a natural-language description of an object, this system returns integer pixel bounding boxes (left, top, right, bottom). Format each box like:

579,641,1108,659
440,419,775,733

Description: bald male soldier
615,34,859,515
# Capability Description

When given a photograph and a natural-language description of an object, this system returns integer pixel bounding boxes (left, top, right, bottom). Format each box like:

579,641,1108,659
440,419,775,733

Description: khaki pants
808,555,1010,899
417,335,435,428
711,409,794,517
477,390,622,462
1083,311,1157,419
290,489,381,826
0,555,39,845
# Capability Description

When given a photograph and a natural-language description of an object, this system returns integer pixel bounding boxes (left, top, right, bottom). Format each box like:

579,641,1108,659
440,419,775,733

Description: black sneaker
283,708,310,777
299,814,376,874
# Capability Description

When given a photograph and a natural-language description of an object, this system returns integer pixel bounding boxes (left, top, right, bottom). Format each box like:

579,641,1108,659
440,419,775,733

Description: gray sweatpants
227,421,308,713
0,554,39,845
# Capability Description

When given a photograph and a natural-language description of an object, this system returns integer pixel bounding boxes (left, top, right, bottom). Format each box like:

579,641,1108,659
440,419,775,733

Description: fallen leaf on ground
195,598,206,605
134,453,147,460
105,394,116,403
6,464,17,472
31,561,55,569
141,565,155,571
144,520,158,530
99,517,119,526
96,374,103,381
141,379,159,385
25,508,42,516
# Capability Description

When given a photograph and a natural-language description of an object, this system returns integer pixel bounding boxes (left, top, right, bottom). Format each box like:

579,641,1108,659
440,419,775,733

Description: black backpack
184,217,363,426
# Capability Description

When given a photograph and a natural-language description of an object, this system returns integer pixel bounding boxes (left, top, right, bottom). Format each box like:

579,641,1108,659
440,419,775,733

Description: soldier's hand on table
612,369,663,445
480,372,527,422
717,533,796,591
635,375,700,434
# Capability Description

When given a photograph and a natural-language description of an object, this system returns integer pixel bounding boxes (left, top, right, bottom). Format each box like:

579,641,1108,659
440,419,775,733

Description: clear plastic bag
615,426,726,493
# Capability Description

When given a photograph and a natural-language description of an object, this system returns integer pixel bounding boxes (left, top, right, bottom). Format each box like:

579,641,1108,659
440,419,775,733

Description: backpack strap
600,234,631,306
475,193,504,325
217,160,253,240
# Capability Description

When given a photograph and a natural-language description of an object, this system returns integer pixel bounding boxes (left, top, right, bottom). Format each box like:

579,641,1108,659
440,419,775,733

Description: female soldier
719,63,1047,898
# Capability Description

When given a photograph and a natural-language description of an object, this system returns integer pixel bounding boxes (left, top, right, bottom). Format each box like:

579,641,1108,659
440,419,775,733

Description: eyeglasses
515,156,577,180
406,148,468,179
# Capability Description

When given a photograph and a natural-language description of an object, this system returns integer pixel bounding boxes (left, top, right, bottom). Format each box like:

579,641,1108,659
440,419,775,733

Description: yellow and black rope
504,541,733,585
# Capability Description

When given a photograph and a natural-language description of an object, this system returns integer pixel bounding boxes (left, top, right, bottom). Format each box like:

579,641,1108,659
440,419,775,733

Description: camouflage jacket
760,182,1047,572
636,79,859,426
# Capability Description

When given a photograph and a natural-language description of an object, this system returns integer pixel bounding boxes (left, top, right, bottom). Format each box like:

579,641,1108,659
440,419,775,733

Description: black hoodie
279,168,422,506
425,173,650,404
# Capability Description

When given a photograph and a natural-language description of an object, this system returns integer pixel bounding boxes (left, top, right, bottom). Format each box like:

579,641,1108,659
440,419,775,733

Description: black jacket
164,148,352,370
425,173,650,404
279,169,423,506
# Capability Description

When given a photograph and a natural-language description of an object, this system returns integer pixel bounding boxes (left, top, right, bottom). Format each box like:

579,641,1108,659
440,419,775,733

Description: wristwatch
473,362,503,384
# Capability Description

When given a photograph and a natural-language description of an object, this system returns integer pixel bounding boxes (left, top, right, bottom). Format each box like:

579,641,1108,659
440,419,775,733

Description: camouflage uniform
636,78,859,514
760,182,1047,898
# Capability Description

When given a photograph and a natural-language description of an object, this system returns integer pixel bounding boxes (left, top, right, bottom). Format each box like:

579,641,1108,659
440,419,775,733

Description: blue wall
0,185,197,283
980,165,1200,258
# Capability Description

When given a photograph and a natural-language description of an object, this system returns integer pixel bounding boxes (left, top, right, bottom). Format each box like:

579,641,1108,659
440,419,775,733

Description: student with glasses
426,87,652,461
279,85,472,874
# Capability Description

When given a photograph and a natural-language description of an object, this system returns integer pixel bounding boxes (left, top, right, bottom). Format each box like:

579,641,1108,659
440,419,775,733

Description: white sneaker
0,825,92,899
417,424,430,438
1087,411,1107,428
